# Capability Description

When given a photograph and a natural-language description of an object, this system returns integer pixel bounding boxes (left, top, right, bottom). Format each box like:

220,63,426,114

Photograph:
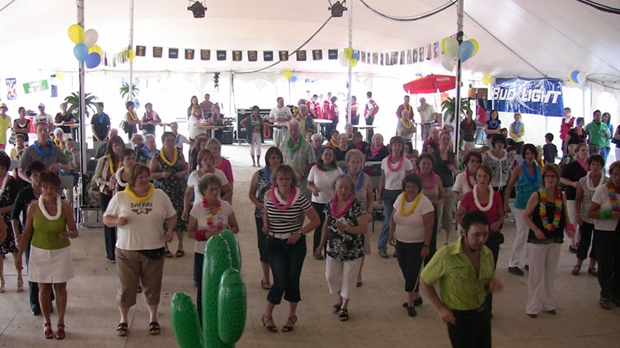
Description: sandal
588,267,598,277
260,280,272,290
261,314,277,332
149,322,161,335
17,279,24,292
175,250,185,258
599,298,612,310
339,309,349,322
116,322,128,337
282,315,297,332
43,322,53,339
332,302,342,313
56,324,66,340
571,265,581,276
137,285,142,293
164,250,173,258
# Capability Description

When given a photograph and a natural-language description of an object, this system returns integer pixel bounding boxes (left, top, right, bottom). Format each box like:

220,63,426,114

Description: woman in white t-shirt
452,151,481,201
378,136,414,258
187,173,239,314
103,163,177,337
307,146,343,259
183,149,231,221
389,173,434,317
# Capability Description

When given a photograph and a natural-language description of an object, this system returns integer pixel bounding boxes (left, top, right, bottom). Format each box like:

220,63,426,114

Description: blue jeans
379,189,402,252
267,235,307,305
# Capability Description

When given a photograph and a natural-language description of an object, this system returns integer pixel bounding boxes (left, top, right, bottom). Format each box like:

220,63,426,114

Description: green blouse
31,207,69,250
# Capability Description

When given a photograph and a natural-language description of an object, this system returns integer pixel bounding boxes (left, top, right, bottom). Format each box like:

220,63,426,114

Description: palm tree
63,92,99,120
441,97,472,123
119,82,140,100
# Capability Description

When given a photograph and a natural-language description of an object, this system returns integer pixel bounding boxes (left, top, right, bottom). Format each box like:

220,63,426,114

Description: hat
34,115,48,126
0,103,7,111
38,103,45,108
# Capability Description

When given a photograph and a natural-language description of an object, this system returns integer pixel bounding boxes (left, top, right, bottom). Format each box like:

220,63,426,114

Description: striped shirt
265,192,312,238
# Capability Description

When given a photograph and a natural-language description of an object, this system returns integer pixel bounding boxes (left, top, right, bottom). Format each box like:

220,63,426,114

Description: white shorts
273,128,288,144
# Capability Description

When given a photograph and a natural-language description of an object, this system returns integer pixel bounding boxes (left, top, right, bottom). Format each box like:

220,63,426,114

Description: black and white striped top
265,193,312,237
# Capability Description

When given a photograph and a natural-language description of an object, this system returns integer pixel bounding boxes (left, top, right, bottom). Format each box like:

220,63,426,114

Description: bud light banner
492,78,564,117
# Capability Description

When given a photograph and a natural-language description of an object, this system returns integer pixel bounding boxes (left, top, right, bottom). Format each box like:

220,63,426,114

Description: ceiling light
188,1,206,18
329,1,347,17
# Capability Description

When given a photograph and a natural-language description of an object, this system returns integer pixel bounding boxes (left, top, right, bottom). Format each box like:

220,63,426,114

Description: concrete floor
1,143,619,348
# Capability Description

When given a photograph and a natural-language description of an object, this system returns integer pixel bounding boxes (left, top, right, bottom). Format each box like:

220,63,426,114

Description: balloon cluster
440,37,479,71
482,75,491,85
283,70,298,83
68,24,103,69
569,71,586,84
338,47,359,68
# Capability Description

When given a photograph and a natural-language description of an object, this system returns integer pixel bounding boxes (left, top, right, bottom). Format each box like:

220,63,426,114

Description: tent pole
346,0,353,126
77,0,87,216
128,0,134,102
455,0,464,159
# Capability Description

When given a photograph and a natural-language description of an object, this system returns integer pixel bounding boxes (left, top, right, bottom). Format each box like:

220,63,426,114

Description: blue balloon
459,41,475,62
74,43,89,62
353,50,360,61
571,71,580,83
289,76,297,83
85,52,101,68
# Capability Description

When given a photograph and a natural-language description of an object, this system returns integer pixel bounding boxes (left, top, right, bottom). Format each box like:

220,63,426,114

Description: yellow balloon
482,75,490,85
127,49,136,61
344,47,353,60
55,73,63,80
470,39,479,57
68,24,84,44
349,58,358,67
88,45,103,55
283,70,293,80
441,37,449,54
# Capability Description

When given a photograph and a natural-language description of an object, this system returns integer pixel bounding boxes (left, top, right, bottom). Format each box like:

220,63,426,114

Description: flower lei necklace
128,110,138,121
403,103,412,113
473,184,493,212
264,165,272,182
370,144,383,157
160,147,178,167
329,138,339,148
317,162,338,172
286,135,302,152
607,179,620,211
387,155,404,172
399,192,422,216
116,167,128,187
0,174,9,197
576,158,588,173
33,140,54,157
400,118,413,129
270,186,298,211
416,169,436,189
344,168,364,190
585,172,604,191
489,119,499,128
202,197,224,231
331,194,355,218
108,154,119,175
125,183,154,202
38,194,62,221
522,161,540,182
538,186,562,232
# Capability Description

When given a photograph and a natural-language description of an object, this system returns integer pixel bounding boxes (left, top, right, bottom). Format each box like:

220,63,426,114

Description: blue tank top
514,163,541,209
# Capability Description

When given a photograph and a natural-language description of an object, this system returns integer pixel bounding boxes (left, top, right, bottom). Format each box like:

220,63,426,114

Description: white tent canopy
1,0,619,82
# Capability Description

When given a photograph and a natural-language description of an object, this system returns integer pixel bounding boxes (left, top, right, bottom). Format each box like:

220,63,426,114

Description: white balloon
445,37,459,58
83,29,99,48
441,54,454,71
577,72,586,84
338,51,348,67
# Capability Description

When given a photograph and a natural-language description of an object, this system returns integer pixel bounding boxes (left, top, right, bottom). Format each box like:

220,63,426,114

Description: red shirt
396,103,414,121
310,100,322,119
560,117,575,141
476,107,488,123
365,99,379,118
459,190,502,234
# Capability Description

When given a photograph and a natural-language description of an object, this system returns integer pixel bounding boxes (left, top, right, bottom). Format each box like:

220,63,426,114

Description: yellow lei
400,117,413,129
403,103,412,113
399,192,422,216
160,147,178,167
125,183,154,202
108,154,119,175
128,110,138,121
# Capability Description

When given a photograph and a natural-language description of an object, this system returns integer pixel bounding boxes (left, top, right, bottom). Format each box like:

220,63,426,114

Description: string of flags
100,41,442,67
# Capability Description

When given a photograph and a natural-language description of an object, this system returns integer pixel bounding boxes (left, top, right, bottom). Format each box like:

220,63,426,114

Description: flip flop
149,322,161,335
164,250,173,258
116,322,128,337
175,250,185,258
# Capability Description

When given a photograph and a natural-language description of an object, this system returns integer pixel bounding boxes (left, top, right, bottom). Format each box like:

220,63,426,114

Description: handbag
138,247,166,260
8,129,15,145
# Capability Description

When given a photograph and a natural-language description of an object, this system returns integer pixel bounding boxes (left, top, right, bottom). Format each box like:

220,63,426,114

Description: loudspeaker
221,131,233,144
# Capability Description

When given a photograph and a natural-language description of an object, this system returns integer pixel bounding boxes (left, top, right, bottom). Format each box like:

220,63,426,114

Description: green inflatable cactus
171,230,246,348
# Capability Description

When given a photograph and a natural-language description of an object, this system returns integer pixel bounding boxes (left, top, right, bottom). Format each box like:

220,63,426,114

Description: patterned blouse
324,199,366,261
578,174,606,224
482,150,511,188
254,168,272,219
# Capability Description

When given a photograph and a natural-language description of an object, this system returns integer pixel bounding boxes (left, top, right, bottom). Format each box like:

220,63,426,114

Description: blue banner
492,78,564,117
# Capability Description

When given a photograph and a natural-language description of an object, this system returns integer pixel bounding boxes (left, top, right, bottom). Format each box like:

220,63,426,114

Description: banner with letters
492,78,564,117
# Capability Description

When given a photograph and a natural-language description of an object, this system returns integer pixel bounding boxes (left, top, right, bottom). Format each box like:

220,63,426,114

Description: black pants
448,308,492,348
483,233,501,313
255,217,268,263
267,235,307,304
312,202,327,254
365,117,375,141
395,241,424,292
507,139,524,154
99,193,116,261
593,229,620,300
424,204,439,265
577,222,596,261
194,252,204,323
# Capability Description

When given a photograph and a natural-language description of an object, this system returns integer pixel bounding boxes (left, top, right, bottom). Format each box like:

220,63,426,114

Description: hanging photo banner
185,49,194,60
22,80,49,94
136,46,146,57
169,48,179,59
248,50,258,62
312,50,322,60
263,51,274,61
200,49,211,61
6,78,17,100
493,78,564,117
216,50,227,61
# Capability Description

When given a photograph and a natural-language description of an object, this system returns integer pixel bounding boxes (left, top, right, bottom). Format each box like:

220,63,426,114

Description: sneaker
378,250,389,259
508,267,524,276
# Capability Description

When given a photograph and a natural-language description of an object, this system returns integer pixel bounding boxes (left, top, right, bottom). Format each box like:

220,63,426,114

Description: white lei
39,194,62,221
0,174,9,197
274,186,300,207
473,184,493,212
116,167,128,187
585,172,605,191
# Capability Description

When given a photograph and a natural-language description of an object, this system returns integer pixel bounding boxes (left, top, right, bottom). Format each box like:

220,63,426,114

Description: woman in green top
16,171,78,340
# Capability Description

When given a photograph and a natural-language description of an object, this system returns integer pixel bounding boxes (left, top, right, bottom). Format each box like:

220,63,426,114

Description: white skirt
28,245,75,283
